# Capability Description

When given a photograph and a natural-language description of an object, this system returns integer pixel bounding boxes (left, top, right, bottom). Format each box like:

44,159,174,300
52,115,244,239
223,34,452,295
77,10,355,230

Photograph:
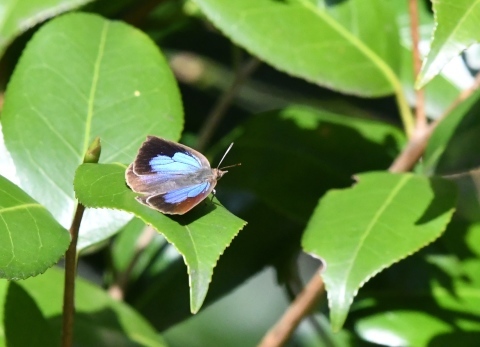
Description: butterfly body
126,136,228,214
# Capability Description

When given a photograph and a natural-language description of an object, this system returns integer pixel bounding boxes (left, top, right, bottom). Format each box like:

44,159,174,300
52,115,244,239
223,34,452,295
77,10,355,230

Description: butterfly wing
137,180,217,214
126,136,211,194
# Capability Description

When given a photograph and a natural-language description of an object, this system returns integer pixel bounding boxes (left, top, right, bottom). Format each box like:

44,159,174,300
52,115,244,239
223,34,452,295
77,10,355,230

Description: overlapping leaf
1,13,183,250
418,0,480,87
302,172,456,330
194,0,401,96
223,106,406,223
74,163,246,313
0,268,166,346
0,0,93,56
423,88,480,175
0,175,70,279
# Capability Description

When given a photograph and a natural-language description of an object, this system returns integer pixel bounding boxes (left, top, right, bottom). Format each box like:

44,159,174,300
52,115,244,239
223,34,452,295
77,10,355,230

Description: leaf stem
393,82,415,138
257,270,325,347
196,57,260,151
61,203,85,347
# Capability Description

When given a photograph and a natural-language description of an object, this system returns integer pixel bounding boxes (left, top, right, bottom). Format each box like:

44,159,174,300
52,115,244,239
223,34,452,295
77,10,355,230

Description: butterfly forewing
132,136,210,175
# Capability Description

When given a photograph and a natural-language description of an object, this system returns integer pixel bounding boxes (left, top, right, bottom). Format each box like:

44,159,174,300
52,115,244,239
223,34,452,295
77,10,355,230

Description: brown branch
61,203,85,347
108,225,157,300
390,69,480,173
258,271,325,347
196,57,261,151
61,138,101,347
409,0,426,132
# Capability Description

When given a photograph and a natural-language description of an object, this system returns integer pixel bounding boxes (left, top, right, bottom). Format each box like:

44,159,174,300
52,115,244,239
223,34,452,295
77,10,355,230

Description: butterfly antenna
219,163,241,170
216,142,234,168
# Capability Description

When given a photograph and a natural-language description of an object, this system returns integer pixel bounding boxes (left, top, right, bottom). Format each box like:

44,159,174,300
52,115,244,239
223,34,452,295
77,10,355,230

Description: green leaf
193,0,400,96
3,282,56,346
344,232,480,346
324,0,401,73
464,221,480,258
393,0,461,118
423,88,480,175
132,199,299,330
0,175,70,279
74,163,247,313
302,172,456,331
418,0,480,87
357,310,453,347
355,267,480,347
223,106,405,223
11,267,167,347
444,169,480,223
1,13,183,249
0,0,93,57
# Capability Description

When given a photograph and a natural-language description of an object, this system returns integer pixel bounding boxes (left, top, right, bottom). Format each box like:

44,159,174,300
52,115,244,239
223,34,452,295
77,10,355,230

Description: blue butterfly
126,136,235,215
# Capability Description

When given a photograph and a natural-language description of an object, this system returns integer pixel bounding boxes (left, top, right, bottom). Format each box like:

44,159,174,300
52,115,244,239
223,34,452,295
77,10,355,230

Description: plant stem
108,225,156,300
437,71,480,121
196,57,260,151
409,0,426,133
61,203,85,347
61,137,100,347
258,270,325,347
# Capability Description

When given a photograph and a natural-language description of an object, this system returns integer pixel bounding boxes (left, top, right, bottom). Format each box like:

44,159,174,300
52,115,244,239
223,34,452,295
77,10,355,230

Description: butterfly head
213,168,228,181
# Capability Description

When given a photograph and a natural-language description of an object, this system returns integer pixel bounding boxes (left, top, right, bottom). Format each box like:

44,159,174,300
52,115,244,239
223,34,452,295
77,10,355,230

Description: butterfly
125,136,235,215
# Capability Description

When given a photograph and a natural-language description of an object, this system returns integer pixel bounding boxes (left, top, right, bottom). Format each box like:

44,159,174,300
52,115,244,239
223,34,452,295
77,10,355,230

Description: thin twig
121,0,166,26
409,0,426,132
108,225,157,300
258,271,325,347
61,203,85,347
390,70,480,173
436,71,480,123
196,57,261,151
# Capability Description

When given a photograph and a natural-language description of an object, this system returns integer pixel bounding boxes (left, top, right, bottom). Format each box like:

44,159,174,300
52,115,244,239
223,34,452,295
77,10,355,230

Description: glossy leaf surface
302,172,456,330
74,163,246,313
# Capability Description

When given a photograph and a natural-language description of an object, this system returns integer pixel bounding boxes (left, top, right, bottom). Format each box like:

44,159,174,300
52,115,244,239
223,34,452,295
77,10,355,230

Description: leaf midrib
83,21,109,156
342,174,411,289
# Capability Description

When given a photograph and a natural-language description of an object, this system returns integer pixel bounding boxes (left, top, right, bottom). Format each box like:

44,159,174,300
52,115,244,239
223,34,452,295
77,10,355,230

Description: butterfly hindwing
138,181,215,214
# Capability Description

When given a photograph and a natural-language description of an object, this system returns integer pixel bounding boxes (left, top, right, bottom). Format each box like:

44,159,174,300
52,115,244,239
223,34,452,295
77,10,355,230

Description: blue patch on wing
163,182,210,204
149,152,202,175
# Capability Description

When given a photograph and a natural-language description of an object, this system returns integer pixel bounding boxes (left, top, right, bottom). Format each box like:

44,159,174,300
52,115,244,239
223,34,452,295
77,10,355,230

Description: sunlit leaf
302,172,456,330
1,13,183,250
0,0,93,56
418,0,480,87
74,163,246,313
0,175,70,279
194,0,400,96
